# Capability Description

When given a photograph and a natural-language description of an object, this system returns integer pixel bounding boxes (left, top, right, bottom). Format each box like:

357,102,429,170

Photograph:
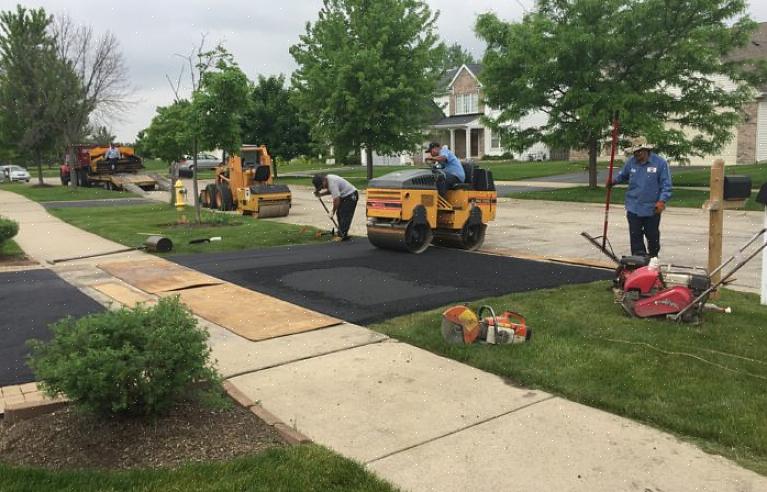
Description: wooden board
160,283,340,341
91,281,156,307
99,259,222,294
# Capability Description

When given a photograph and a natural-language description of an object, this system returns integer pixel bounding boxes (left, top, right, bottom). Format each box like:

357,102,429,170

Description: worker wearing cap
425,142,465,196
313,173,358,241
609,138,673,258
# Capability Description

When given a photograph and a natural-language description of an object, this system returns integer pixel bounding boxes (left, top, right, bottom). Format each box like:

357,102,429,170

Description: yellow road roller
200,145,291,218
366,163,496,253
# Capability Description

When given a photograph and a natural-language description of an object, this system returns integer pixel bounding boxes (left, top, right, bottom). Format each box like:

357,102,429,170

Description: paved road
0,269,103,386
264,186,765,292
171,241,611,324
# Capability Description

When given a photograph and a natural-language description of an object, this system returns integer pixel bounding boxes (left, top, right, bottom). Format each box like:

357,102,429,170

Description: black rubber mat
0,269,103,386
171,241,612,325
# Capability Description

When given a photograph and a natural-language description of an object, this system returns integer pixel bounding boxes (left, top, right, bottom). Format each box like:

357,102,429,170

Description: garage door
757,100,767,162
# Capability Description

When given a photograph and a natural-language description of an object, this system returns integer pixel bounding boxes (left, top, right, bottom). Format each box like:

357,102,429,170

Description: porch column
449,129,455,151
465,126,471,159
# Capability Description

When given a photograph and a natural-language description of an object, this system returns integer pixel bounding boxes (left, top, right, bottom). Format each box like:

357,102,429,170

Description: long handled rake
581,111,621,263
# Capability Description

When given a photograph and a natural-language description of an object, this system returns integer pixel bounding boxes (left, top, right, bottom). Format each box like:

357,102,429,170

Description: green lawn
0,239,24,258
372,282,767,475
672,162,767,188
0,444,397,492
275,161,611,188
508,185,764,211
0,183,139,202
480,160,609,181
48,204,327,255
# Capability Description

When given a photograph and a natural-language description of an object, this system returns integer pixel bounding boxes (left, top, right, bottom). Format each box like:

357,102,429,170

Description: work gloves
655,201,666,214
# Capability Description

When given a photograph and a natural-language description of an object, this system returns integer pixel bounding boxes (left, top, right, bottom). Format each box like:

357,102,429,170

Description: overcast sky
17,0,767,141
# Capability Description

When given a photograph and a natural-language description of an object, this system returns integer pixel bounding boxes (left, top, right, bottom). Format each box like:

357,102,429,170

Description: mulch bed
0,399,285,470
0,255,35,268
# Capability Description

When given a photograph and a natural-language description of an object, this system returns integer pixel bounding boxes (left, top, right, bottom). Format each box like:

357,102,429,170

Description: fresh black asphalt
0,269,103,386
171,241,612,325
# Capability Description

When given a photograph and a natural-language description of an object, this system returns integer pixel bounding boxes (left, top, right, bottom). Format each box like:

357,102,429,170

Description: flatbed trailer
61,144,157,191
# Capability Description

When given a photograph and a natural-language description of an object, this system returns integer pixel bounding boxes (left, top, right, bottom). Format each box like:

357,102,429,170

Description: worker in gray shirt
313,173,358,241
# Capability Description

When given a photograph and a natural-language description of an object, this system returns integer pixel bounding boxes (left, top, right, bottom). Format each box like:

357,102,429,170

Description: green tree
86,125,116,146
437,42,476,72
476,0,767,188
142,100,193,165
241,74,312,176
290,0,443,179
0,5,81,184
190,49,250,221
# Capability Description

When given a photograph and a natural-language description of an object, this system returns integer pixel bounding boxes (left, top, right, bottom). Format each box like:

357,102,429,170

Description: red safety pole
601,111,620,250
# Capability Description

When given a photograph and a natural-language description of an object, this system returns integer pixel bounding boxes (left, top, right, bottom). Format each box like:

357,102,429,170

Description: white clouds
16,0,766,141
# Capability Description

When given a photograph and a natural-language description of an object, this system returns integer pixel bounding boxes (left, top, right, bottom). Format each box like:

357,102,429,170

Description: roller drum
433,223,486,251
367,221,433,254
257,199,291,218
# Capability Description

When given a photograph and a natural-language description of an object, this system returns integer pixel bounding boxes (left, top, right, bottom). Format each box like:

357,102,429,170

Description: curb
3,397,68,424
221,380,312,445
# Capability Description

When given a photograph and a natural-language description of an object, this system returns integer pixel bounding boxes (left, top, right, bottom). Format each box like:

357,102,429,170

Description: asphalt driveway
171,241,612,324
0,269,103,386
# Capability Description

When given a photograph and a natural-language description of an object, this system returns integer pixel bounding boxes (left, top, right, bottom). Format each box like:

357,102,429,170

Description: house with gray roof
424,63,549,163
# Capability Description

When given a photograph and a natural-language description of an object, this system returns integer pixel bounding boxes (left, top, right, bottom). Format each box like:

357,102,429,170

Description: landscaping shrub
0,216,19,246
28,296,220,417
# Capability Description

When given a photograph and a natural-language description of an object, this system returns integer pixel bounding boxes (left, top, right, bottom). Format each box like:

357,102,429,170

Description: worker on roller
425,142,465,196
609,137,672,258
104,143,121,172
313,173,358,241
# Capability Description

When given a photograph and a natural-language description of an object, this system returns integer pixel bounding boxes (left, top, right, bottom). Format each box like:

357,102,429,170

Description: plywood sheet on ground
91,281,156,307
99,258,221,294
161,283,340,341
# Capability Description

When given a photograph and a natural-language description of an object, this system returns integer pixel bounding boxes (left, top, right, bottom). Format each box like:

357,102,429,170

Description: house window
455,92,478,115
491,130,501,149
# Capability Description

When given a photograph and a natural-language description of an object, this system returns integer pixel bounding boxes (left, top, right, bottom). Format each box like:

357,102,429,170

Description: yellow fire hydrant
174,179,187,211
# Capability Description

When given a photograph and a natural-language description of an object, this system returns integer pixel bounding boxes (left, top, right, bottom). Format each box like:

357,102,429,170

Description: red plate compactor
585,228,767,323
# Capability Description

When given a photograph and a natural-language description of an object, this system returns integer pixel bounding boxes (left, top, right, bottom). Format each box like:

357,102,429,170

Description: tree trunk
588,138,599,189
272,156,278,179
37,151,44,186
366,147,374,180
69,148,77,188
192,138,201,223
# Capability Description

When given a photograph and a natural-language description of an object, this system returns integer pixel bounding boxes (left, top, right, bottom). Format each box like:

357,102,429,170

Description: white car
1,165,31,183
174,153,223,176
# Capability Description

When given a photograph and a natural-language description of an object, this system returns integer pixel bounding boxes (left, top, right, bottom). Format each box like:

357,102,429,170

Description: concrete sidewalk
4,188,766,491
0,190,145,265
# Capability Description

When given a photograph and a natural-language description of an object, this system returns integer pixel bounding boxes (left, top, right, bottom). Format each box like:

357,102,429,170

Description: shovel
316,194,338,236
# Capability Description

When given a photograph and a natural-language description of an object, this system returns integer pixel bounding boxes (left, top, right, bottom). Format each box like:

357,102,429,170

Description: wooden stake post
707,159,725,300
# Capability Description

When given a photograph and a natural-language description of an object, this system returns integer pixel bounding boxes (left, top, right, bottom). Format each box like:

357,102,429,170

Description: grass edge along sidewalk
47,204,328,256
372,281,767,476
0,444,398,492
0,183,139,202
508,185,764,211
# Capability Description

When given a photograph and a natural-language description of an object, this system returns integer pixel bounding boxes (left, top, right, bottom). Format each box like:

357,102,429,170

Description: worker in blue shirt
609,138,672,258
425,142,465,197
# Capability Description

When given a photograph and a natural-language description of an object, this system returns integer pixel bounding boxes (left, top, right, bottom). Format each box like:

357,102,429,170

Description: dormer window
455,92,479,115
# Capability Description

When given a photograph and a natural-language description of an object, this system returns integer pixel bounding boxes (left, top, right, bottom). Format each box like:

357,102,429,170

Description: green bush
28,297,220,417
0,217,19,245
